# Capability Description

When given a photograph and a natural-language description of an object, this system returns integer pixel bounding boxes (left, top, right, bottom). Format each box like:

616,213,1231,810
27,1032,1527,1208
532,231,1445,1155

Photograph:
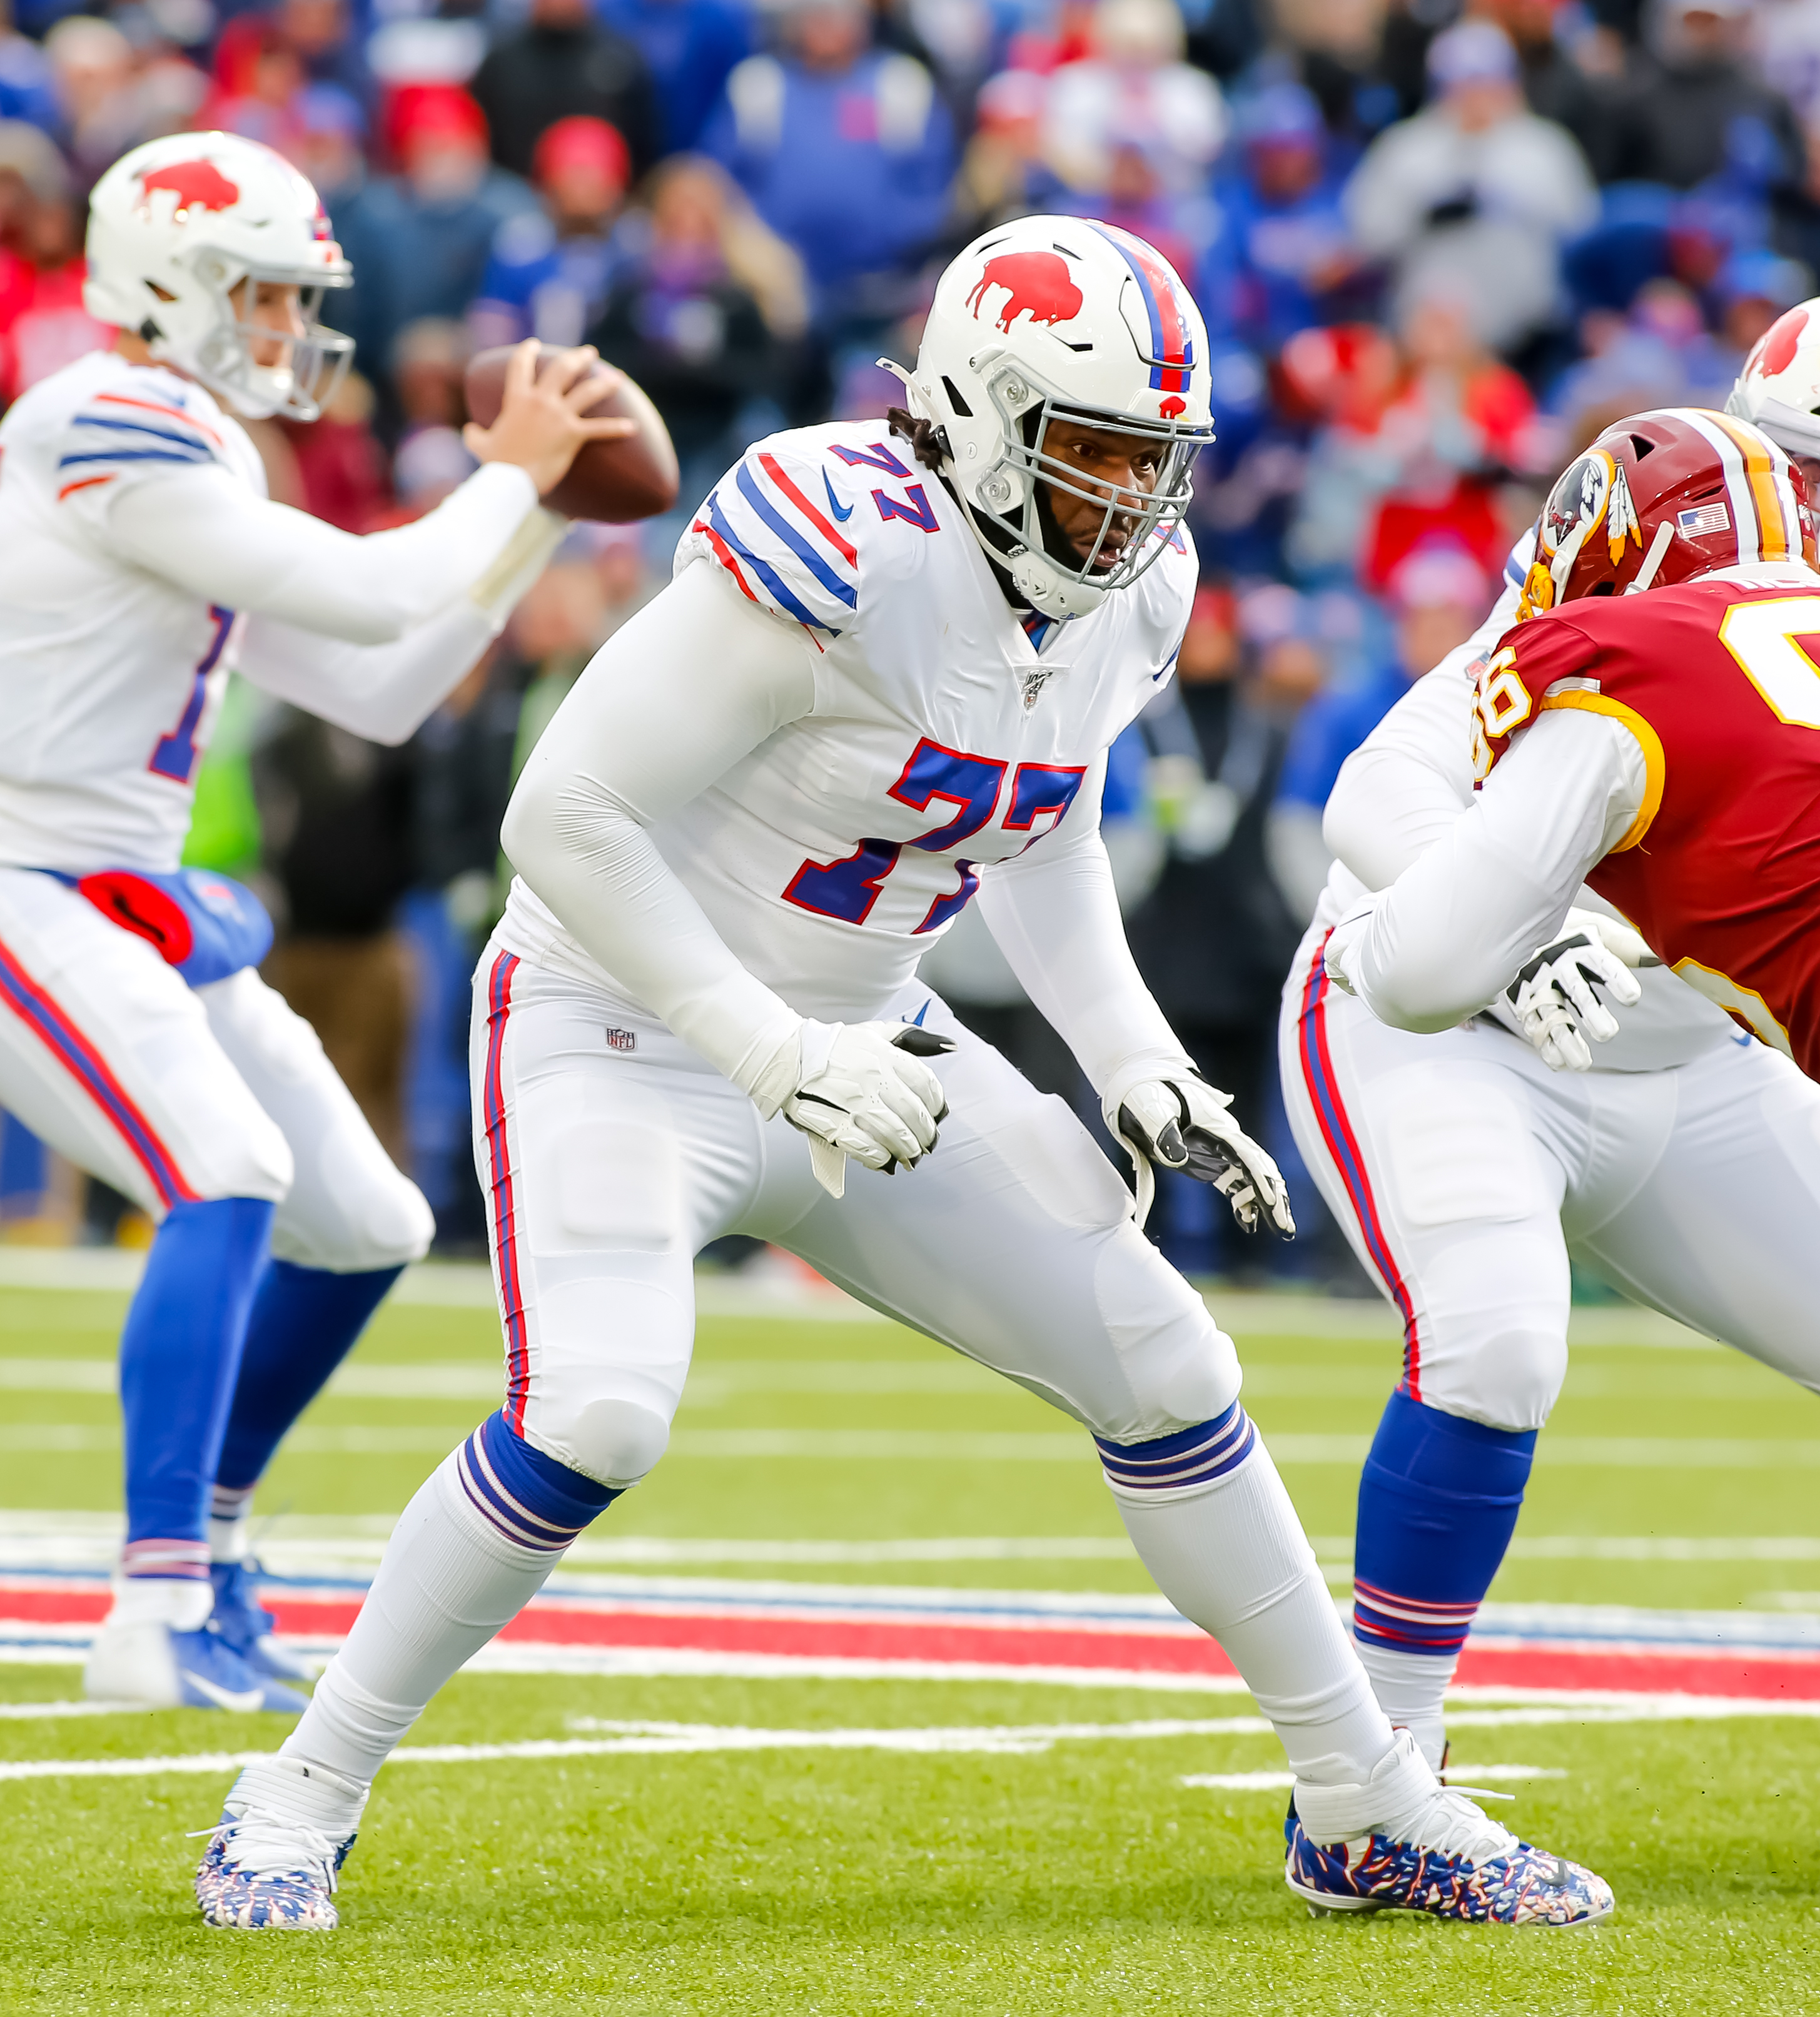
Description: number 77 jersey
1472,565,1820,1075
570,420,1198,1022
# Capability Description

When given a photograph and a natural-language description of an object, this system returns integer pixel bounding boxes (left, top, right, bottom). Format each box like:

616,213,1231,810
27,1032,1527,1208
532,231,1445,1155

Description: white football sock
209,1484,256,1565
106,1574,214,1632
1111,1434,1398,1787
1352,1637,1453,1772
280,1448,561,1789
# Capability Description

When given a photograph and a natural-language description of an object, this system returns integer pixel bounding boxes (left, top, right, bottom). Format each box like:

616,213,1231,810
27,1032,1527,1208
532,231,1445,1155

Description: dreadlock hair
886,407,950,472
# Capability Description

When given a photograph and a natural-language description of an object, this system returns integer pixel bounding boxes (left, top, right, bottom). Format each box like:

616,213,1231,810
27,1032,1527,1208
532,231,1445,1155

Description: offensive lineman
0,131,629,1712
1282,338,1820,1766
196,219,1612,1931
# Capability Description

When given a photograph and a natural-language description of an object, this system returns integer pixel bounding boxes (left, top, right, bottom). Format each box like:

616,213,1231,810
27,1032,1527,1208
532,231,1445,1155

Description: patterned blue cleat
84,1617,309,1714
195,1756,366,1931
1284,1731,1613,1929
209,1560,315,1685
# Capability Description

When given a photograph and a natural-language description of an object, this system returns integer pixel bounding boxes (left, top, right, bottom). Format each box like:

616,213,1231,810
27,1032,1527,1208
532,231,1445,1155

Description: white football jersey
502,421,1195,1021
0,351,262,874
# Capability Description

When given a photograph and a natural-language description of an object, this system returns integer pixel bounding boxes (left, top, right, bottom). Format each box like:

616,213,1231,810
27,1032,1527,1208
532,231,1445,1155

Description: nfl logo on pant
604,1027,637,1053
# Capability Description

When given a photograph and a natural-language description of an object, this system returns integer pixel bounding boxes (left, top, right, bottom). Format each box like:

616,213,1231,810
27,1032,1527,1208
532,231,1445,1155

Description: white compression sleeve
103,459,541,644
975,779,1191,1098
1345,709,1648,1033
233,509,569,746
1323,571,1522,892
500,560,819,1099
1322,655,1479,890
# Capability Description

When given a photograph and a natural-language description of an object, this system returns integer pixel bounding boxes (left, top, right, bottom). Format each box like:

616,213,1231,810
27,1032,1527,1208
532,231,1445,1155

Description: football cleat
84,1617,309,1714
1284,1730,1612,1928
209,1560,315,1684
195,1756,365,1931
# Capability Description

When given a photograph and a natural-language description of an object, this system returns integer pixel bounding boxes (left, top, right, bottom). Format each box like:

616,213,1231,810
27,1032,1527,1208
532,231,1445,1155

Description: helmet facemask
963,358,1210,617
174,247,353,422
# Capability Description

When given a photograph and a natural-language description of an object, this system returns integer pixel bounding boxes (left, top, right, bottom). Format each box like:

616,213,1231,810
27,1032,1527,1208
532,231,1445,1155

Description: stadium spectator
44,15,141,173
1277,537,1490,825
0,115,104,402
1201,80,1361,351
256,716,420,1166
203,15,308,152
280,367,392,532
1125,582,1322,1274
1548,274,1739,438
1605,0,1805,190
701,0,954,345
470,0,659,185
587,153,802,503
1040,0,1225,198
1343,19,1597,356
946,64,1056,246
1479,0,1611,170
469,114,635,352
340,88,537,396
0,0,56,131
596,0,752,154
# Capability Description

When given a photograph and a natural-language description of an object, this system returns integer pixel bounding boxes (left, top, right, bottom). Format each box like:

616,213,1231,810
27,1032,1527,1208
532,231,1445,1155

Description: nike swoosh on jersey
822,473,853,522
181,1669,266,1712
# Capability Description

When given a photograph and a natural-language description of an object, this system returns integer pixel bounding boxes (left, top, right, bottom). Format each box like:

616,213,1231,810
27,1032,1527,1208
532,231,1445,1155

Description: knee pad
1089,1225,1242,1441
1422,1316,1567,1433
535,1397,672,1492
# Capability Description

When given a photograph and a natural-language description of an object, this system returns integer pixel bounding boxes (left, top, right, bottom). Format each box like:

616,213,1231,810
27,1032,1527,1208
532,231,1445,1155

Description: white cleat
195,1756,367,1931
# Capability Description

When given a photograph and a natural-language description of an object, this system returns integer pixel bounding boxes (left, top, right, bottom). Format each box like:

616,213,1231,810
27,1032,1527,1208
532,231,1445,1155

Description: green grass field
4,1268,1820,2016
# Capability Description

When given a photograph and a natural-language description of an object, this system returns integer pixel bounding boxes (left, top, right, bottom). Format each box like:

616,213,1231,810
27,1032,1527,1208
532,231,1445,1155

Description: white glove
1322,899,1377,998
1106,1072,1296,1239
1505,907,1655,1072
777,1021,954,1199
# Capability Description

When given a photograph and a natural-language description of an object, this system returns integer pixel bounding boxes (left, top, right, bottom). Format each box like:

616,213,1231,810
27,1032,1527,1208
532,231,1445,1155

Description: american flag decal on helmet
1677,501,1731,537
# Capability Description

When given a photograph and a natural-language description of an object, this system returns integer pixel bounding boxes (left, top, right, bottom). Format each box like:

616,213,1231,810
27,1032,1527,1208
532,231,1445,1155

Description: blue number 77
782,740,1084,933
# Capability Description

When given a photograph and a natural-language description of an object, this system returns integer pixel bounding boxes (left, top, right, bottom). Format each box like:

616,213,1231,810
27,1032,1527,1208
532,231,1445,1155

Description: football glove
782,1021,954,1200
1107,1073,1296,1240
1505,907,1655,1073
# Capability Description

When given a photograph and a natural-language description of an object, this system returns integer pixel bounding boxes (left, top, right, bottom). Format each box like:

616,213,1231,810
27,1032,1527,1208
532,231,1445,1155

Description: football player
0,131,628,1713
1282,361,1820,1767
195,219,1611,1931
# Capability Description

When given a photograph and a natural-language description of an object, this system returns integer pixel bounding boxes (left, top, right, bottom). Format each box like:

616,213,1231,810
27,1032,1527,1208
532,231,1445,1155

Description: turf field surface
3,1258,1820,2014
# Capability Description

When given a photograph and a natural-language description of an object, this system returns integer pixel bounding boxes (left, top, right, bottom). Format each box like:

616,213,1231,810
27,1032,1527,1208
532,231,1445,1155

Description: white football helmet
887,216,1214,620
84,132,353,422
1727,298,1820,462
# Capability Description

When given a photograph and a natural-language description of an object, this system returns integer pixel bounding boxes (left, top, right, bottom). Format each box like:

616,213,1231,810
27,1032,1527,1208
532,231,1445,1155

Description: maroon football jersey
1473,575,1820,1076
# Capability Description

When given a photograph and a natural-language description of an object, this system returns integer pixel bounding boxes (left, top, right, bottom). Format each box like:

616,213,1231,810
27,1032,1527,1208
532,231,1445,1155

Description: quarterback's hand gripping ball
782,1022,956,1200
464,340,679,522
1109,1074,1296,1240
1507,907,1654,1072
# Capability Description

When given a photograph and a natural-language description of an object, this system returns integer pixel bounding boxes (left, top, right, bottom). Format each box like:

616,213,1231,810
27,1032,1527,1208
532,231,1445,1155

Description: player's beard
1034,480,1135,579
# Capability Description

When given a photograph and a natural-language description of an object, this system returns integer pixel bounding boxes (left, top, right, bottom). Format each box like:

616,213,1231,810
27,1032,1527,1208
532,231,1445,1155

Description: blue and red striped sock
1350,1387,1536,1766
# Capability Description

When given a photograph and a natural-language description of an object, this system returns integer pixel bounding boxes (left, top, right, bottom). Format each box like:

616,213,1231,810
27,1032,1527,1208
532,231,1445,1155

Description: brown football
462,344,680,523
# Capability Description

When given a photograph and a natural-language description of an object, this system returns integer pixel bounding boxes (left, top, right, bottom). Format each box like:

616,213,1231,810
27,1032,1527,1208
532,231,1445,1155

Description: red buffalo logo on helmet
1158,395,1186,418
137,159,241,217
1752,304,1810,378
966,251,1084,335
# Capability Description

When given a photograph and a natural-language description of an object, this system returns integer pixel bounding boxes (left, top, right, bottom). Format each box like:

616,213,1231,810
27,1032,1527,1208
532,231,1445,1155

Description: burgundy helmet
1516,407,1814,619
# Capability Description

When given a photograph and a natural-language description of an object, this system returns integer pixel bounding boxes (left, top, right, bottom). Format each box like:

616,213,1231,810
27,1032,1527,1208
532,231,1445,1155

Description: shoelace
1392,1785,1524,1866
206,1806,345,1889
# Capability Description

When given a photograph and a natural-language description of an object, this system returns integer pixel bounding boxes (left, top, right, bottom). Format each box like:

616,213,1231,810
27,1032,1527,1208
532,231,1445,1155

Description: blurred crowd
0,0,1805,1277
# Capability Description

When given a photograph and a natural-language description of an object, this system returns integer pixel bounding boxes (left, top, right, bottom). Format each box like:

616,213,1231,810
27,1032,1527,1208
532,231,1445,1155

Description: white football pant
1280,923,1820,1430
470,943,1244,1482
0,867,430,1271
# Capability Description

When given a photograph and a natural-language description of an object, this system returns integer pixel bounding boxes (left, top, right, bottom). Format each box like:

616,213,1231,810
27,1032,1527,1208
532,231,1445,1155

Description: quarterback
1283,358,1820,1766
0,131,625,1713
196,220,1611,1931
